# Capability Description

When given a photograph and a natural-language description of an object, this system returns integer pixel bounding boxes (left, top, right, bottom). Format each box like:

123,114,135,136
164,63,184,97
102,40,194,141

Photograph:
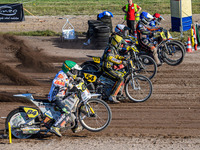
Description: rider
149,13,164,27
113,24,138,56
102,34,128,103
136,11,162,66
114,24,130,38
48,60,82,137
114,24,138,42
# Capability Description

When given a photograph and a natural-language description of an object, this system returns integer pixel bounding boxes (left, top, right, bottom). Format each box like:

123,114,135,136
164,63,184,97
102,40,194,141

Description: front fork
130,73,140,90
160,40,174,56
81,102,96,119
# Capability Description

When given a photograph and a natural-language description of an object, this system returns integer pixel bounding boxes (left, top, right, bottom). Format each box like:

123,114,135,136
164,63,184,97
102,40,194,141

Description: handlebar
58,17,75,20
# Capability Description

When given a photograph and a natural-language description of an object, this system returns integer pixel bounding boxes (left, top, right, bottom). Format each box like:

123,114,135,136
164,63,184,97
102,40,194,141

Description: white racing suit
48,70,74,128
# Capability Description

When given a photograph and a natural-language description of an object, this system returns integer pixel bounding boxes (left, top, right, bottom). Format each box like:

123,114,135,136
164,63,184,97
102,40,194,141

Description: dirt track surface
0,14,200,149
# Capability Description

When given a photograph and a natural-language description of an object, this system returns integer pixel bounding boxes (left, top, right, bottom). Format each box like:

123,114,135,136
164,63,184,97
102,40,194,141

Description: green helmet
62,60,82,73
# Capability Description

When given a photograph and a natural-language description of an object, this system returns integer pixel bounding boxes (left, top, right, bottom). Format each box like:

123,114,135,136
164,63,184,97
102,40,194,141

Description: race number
92,57,101,63
84,73,97,82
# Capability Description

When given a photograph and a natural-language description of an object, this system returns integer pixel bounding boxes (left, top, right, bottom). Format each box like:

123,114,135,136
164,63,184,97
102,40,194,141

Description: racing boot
72,125,83,133
50,126,62,137
152,48,162,66
109,95,120,103
157,63,162,67
50,113,67,137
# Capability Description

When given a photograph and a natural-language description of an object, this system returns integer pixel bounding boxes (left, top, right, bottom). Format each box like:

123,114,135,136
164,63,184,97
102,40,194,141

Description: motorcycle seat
34,98,51,103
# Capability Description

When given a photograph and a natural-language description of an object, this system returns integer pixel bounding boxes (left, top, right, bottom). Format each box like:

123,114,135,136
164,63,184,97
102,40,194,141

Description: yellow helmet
111,34,123,48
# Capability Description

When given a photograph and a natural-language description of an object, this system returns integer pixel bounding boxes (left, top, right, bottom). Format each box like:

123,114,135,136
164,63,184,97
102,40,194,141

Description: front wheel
171,40,186,55
125,75,153,103
161,41,185,66
136,55,157,80
78,99,112,132
5,108,39,139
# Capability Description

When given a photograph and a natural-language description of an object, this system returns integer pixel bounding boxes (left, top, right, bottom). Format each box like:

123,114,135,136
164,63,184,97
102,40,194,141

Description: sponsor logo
0,5,17,16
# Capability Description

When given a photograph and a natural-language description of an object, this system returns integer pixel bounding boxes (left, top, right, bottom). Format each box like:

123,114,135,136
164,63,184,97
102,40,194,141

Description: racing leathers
48,70,74,130
136,20,162,65
101,44,127,103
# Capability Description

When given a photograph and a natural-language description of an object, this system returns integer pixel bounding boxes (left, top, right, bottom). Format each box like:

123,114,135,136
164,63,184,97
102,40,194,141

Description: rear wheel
80,62,100,75
5,108,39,139
80,62,100,93
78,99,112,132
125,75,152,102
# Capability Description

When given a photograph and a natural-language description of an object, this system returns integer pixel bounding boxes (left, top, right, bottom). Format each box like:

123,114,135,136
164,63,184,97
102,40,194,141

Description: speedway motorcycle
5,81,112,139
80,47,153,103
135,29,185,66
81,45,157,80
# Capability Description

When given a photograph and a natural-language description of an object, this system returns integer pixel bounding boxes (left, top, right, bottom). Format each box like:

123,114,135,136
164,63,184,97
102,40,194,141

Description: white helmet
140,12,154,25
114,24,130,37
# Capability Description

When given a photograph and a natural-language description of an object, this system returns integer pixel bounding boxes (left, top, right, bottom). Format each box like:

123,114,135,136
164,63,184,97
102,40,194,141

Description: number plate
160,31,167,40
84,73,97,82
81,89,91,101
93,57,100,63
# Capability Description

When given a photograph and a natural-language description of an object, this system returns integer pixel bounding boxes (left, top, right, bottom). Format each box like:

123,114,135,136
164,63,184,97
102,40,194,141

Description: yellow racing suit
102,45,126,97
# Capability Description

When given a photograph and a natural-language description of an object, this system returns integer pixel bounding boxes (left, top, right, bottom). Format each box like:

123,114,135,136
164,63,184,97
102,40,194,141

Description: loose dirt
0,14,200,149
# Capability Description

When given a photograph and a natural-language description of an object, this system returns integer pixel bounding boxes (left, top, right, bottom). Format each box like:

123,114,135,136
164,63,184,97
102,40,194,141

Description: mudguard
86,55,101,64
20,106,39,119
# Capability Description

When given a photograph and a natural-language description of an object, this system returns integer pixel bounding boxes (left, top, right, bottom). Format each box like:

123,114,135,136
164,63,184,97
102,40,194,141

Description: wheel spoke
78,99,111,132
125,75,152,102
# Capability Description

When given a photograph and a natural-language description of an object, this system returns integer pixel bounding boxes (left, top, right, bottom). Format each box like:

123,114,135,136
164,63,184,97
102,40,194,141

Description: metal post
180,0,183,38
8,122,12,144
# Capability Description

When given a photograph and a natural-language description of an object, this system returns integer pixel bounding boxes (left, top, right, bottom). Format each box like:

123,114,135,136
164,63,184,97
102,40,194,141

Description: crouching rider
102,34,128,103
48,60,83,137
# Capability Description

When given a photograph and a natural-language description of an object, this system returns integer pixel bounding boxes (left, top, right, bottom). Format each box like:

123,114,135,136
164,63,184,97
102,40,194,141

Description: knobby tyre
78,99,112,132
171,40,186,54
80,62,100,93
80,62,100,74
136,55,157,80
161,41,184,66
5,108,39,139
125,75,153,102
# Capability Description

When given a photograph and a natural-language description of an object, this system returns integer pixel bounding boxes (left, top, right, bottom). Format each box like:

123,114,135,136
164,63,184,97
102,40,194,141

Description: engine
96,75,115,99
